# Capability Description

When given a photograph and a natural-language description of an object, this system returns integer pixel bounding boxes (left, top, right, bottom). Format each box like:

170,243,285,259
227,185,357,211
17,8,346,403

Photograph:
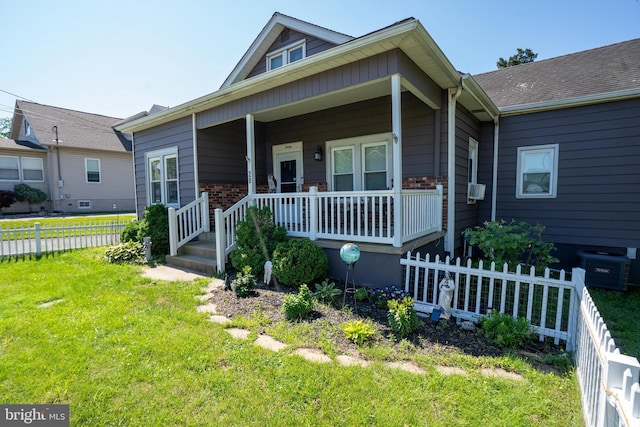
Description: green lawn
0,248,583,426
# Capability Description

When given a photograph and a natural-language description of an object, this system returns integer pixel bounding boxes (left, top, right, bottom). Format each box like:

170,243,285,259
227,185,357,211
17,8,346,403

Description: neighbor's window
327,133,392,191
85,158,101,183
21,157,44,182
147,147,179,206
516,144,559,198
266,40,306,71
78,200,91,209
0,156,20,181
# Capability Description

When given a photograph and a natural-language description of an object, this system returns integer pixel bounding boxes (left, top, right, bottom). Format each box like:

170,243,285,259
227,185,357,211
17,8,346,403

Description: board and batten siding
482,98,640,248
247,29,339,79
133,116,195,217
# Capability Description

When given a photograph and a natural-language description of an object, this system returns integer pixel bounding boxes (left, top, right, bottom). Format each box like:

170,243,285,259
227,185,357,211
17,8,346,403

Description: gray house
118,13,639,286
2,101,136,214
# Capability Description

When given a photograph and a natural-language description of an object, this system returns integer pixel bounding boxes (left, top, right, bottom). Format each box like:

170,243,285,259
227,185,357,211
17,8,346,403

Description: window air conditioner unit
467,183,486,200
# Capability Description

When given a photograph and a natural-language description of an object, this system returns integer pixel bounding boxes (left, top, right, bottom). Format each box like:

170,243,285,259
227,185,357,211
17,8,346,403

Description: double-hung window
266,40,306,71
85,158,101,183
21,157,44,182
328,133,391,191
0,156,20,181
516,144,559,198
147,147,179,206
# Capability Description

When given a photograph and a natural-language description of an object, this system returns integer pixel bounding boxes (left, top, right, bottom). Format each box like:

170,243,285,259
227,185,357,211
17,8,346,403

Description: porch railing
168,192,210,256
212,186,443,273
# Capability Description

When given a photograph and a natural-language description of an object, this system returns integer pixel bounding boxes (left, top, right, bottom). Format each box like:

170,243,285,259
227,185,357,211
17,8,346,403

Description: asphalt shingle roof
17,101,131,152
0,138,46,151
474,38,640,109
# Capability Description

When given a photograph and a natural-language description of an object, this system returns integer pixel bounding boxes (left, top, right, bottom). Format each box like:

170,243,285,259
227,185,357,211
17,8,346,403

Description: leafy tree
0,117,11,139
13,184,47,212
497,48,538,69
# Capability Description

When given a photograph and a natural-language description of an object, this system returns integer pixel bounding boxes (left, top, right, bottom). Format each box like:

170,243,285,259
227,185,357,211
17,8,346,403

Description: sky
1,0,639,120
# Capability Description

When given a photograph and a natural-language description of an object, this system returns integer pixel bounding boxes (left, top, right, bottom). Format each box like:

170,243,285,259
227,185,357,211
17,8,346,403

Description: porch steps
165,239,217,276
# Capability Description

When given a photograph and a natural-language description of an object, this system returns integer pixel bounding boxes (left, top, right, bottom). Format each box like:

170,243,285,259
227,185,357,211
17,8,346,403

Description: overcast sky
1,0,639,120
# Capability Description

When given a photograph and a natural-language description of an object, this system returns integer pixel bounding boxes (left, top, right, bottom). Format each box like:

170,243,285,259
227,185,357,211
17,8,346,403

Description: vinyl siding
480,98,640,248
133,116,195,216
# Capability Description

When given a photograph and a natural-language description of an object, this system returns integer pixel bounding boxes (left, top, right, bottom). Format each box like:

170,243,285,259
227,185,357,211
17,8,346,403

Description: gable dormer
221,12,353,88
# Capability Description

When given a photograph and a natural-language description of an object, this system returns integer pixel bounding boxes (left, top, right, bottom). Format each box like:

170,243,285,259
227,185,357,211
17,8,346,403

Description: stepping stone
481,368,523,380
209,315,231,325
293,348,331,364
203,279,224,293
196,293,214,302
226,328,250,340
197,303,218,313
255,335,287,352
336,355,371,368
386,361,426,375
435,365,467,376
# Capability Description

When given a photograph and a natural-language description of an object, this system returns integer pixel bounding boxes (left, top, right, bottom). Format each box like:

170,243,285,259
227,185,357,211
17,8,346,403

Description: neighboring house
117,12,639,285
474,38,640,284
1,101,135,214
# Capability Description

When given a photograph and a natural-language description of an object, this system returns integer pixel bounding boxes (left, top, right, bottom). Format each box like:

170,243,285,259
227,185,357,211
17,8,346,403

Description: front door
273,142,303,224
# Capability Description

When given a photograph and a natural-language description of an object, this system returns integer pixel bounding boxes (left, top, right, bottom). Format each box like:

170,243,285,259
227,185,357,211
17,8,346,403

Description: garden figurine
438,273,455,319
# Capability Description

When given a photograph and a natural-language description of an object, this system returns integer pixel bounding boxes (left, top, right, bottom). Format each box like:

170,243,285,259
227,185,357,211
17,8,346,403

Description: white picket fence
401,252,640,427
0,221,130,258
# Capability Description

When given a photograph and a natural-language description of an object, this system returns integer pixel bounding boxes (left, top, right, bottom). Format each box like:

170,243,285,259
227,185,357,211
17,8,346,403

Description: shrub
283,284,316,320
138,204,169,256
314,280,341,304
480,311,534,349
464,220,558,271
272,238,328,287
230,206,287,276
341,320,377,345
104,241,146,264
0,190,16,211
13,184,47,212
120,220,143,243
387,297,420,337
232,266,256,298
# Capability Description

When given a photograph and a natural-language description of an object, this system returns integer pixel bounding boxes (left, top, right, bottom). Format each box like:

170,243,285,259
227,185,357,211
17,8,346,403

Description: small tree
13,184,47,212
0,117,11,139
497,48,538,69
0,189,16,212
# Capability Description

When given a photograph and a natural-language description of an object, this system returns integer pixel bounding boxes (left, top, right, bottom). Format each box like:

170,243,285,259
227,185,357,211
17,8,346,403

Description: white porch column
192,113,200,198
391,74,403,248
246,114,256,198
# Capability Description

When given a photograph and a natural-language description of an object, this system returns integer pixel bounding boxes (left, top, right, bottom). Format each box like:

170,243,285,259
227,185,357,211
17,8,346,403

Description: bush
13,184,47,212
480,311,534,349
138,204,169,256
283,284,316,320
0,190,16,211
232,266,256,298
464,220,558,271
387,297,420,337
104,241,146,264
120,220,143,243
272,238,328,287
341,320,376,345
314,280,341,304
230,206,287,276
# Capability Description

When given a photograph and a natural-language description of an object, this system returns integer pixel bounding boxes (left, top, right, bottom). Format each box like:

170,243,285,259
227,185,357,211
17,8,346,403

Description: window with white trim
516,144,559,198
467,138,478,204
21,157,44,182
85,158,101,183
78,200,91,209
266,40,306,71
0,156,20,181
327,133,392,191
146,147,179,206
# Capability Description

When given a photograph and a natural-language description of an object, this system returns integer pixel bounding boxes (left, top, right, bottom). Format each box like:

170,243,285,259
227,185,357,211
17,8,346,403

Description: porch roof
117,18,497,134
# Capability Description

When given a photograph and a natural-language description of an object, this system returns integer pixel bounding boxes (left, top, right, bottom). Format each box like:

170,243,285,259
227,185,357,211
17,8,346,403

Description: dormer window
266,40,306,71
25,119,31,136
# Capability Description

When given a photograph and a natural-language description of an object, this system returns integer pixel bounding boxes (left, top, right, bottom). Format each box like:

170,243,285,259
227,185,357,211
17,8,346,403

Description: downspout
491,117,499,221
446,86,462,257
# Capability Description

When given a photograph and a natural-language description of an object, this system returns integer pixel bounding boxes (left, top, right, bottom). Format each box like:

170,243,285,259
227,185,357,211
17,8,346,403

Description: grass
587,285,640,358
0,248,583,426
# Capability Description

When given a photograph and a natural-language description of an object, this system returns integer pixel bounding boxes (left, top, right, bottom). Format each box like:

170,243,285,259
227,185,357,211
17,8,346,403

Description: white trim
325,133,392,191
192,114,199,198
516,144,559,199
266,39,306,71
272,141,303,192
77,200,92,209
85,158,101,184
0,155,20,181
21,156,44,183
145,146,180,208
467,138,478,204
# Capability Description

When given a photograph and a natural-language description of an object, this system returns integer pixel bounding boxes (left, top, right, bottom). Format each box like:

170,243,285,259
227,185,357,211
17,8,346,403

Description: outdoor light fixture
314,146,323,161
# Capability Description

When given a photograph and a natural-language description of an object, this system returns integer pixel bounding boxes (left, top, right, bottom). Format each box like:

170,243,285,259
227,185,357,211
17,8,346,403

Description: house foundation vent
577,250,630,291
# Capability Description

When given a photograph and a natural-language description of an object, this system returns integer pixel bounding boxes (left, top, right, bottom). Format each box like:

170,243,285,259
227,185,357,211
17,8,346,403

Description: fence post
201,192,210,232
566,267,586,353
168,207,178,256
214,208,226,274
34,223,41,256
309,186,318,241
